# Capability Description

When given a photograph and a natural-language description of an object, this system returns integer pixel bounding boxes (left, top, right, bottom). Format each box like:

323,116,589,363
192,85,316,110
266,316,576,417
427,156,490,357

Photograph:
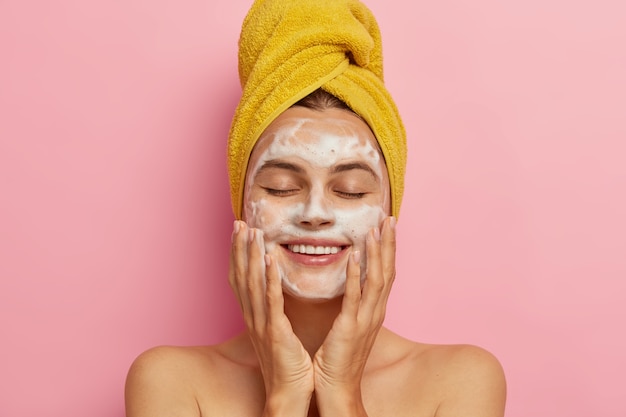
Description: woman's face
243,106,390,300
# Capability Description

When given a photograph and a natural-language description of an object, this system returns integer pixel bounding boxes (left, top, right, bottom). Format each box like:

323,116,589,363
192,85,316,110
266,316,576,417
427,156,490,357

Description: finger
264,254,285,326
230,221,253,319
359,227,384,317
379,216,397,304
247,228,268,329
369,217,397,316
228,222,238,290
341,250,362,318
228,239,242,310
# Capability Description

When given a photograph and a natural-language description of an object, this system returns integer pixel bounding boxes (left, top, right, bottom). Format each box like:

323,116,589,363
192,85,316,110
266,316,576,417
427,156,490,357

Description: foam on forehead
258,116,383,174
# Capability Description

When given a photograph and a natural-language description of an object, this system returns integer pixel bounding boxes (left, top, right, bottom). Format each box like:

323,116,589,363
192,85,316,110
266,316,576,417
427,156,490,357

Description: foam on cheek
246,198,306,295
335,204,386,275
246,198,289,242
334,204,386,239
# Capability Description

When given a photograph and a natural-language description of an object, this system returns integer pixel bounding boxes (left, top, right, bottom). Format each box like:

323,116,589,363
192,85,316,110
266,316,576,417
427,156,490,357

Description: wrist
314,386,368,417
263,390,313,417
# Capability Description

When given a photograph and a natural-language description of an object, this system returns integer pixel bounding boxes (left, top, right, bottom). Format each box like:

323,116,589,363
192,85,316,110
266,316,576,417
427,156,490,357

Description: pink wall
1,0,624,416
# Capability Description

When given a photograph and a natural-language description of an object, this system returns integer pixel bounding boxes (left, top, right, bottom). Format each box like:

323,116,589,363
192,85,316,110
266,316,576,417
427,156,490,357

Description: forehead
248,107,384,170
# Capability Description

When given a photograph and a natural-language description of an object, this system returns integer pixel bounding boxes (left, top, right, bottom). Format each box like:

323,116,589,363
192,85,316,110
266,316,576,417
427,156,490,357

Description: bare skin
125,108,506,417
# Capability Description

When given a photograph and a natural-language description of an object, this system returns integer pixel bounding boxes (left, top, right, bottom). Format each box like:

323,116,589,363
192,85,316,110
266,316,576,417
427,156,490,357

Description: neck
283,293,343,357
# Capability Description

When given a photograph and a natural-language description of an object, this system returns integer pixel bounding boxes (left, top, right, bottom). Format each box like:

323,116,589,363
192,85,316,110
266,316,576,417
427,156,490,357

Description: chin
280,276,346,302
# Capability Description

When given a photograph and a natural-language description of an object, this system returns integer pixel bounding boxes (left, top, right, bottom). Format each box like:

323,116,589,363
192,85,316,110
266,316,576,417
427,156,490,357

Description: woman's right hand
229,220,314,417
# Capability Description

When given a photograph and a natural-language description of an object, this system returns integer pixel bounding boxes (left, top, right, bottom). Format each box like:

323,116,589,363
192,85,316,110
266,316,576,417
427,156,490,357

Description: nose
298,188,335,229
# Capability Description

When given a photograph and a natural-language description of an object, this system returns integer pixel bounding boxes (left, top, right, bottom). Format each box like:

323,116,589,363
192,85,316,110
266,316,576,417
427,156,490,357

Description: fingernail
264,254,271,267
231,221,239,242
389,216,397,229
248,228,255,241
368,227,380,242
352,250,361,263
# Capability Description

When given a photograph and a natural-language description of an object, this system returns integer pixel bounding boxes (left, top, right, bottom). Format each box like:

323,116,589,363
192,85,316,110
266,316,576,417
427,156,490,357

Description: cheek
335,204,386,242
245,198,276,230
244,198,302,237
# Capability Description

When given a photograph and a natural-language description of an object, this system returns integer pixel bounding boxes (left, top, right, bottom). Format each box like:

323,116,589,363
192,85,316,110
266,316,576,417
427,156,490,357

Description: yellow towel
228,0,407,219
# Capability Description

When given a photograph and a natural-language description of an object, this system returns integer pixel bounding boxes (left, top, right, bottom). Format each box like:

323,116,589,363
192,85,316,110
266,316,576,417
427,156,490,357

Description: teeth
288,244,341,255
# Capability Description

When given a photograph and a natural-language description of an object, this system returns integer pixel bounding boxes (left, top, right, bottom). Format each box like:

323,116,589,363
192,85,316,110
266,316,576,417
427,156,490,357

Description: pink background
1,0,625,415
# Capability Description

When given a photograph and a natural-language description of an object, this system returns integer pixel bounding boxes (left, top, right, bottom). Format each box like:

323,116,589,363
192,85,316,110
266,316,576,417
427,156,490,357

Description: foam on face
244,113,389,300
258,118,383,174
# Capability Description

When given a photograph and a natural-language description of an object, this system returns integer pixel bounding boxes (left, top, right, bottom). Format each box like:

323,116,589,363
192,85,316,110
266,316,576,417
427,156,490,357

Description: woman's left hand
312,216,397,415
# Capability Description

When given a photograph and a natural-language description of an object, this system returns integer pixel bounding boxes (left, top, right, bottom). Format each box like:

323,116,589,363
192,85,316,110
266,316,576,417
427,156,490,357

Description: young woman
125,2,506,416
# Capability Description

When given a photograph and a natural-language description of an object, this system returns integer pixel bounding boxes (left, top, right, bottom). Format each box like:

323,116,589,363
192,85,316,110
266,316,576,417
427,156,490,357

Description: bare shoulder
415,343,507,417
124,345,214,417
364,330,505,417
125,335,263,417
125,343,248,417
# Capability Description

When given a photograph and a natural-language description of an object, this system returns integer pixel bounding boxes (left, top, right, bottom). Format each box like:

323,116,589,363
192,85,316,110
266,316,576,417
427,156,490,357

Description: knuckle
265,288,280,303
384,267,396,281
370,278,385,293
246,279,258,293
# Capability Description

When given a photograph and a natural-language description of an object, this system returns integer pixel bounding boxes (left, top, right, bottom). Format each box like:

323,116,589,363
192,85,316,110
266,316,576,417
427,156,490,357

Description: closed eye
335,190,367,199
262,187,298,196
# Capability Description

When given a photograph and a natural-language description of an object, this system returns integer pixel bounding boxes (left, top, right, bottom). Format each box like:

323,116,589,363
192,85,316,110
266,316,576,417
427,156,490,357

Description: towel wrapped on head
228,0,407,219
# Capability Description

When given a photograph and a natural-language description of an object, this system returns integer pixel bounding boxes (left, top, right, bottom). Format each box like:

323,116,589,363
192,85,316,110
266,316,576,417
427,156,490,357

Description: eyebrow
331,162,379,179
256,160,305,175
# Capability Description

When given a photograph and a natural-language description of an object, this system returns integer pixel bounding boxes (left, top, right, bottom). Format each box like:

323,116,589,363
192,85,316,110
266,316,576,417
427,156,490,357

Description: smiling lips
281,242,349,266
287,244,343,255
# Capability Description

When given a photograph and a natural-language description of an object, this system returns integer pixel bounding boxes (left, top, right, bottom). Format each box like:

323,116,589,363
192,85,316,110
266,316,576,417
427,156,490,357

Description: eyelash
335,191,366,199
263,187,297,196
